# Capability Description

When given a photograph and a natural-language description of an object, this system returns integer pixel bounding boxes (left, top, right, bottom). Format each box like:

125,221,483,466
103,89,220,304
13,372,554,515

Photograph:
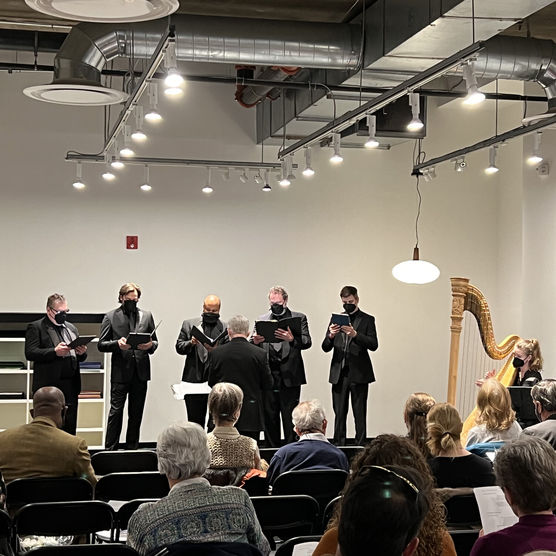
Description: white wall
0,69,526,442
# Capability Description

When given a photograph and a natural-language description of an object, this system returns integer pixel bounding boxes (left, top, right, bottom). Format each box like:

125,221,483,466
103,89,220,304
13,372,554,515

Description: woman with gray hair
127,421,270,556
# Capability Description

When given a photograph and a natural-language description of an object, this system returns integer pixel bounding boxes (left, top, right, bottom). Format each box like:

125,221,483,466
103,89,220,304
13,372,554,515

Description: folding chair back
25,544,138,555
272,470,348,523
444,494,481,527
14,500,115,542
91,451,158,476
242,476,269,497
6,477,93,513
337,446,364,465
258,448,278,463
0,508,12,556
251,495,319,546
114,499,158,542
448,529,480,556
322,495,341,531
274,535,323,556
94,472,169,502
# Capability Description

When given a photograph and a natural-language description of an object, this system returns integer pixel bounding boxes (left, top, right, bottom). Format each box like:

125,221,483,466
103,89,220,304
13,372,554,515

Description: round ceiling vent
23,84,129,106
24,0,179,23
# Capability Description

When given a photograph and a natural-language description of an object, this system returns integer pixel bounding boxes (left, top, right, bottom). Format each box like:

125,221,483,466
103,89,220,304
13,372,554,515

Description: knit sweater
207,427,258,469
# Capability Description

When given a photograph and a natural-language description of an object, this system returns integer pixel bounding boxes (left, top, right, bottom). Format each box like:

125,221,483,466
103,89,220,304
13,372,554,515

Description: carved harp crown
448,278,520,435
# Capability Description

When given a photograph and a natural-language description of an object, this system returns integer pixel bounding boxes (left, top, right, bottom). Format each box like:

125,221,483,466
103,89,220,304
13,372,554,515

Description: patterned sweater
127,477,270,556
207,427,258,469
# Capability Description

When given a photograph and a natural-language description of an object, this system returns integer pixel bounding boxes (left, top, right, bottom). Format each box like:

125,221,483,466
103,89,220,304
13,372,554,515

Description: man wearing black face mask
99,283,158,450
175,294,227,428
252,285,312,447
25,293,87,435
322,285,378,446
522,379,556,449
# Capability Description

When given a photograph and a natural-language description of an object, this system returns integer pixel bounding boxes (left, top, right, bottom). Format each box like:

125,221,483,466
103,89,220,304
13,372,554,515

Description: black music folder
67,335,96,349
126,332,153,349
191,326,228,348
330,313,350,327
255,317,302,343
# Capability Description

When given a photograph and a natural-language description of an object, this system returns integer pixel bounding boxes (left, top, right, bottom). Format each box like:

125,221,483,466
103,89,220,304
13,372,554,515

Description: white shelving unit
0,314,107,449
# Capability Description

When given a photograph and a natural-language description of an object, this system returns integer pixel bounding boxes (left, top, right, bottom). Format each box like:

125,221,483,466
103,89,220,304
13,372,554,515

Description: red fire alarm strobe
126,236,138,250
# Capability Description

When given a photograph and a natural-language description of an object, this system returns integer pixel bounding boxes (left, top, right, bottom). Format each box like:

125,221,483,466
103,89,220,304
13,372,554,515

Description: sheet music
473,486,518,535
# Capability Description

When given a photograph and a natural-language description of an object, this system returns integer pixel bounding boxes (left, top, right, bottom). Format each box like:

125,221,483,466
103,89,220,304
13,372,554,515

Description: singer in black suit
252,286,312,447
98,283,158,450
175,295,227,428
207,315,273,439
25,293,87,435
322,285,378,446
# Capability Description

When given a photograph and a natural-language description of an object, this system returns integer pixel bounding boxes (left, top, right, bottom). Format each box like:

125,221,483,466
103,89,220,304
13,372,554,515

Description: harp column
448,277,470,405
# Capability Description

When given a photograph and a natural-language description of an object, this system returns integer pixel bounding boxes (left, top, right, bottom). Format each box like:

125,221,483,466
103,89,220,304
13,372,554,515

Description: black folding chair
114,499,157,543
14,500,115,544
448,529,480,556
91,451,158,476
258,448,278,463
94,473,169,502
6,477,93,513
337,446,364,466
251,495,319,549
444,494,481,528
274,535,322,556
321,495,341,531
243,476,269,497
272,469,348,526
26,545,138,555
0,508,12,555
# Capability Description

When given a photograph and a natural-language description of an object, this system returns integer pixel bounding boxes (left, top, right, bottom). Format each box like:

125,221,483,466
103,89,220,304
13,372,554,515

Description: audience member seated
470,436,556,556
522,379,556,449
512,338,543,386
404,392,436,459
266,400,348,486
205,382,267,486
427,403,495,488
336,464,429,556
0,386,96,484
127,421,270,556
313,434,456,556
466,379,521,447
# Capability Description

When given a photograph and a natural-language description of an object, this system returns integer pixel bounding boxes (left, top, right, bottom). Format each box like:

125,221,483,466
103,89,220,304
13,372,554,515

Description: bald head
203,295,221,314
31,387,66,428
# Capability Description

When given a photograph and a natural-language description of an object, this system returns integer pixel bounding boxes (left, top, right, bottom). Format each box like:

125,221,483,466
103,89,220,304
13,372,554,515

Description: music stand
508,386,537,428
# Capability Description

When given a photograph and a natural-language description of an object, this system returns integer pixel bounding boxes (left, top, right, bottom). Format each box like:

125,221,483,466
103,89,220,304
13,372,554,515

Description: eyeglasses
360,465,420,499
49,307,70,314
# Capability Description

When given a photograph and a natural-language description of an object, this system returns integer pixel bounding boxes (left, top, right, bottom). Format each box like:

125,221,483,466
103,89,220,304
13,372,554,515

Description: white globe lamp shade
392,248,440,284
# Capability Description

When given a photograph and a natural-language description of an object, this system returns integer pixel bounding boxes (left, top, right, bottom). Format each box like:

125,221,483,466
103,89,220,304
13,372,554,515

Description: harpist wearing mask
512,338,543,386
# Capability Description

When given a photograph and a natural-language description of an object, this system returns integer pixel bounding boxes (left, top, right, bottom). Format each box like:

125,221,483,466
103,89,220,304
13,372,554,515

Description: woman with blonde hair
427,403,495,488
512,338,543,386
313,434,456,556
404,392,436,459
466,379,521,447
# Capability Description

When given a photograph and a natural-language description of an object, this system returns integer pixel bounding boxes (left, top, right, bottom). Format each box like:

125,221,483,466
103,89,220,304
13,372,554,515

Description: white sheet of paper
473,486,518,535
292,543,319,556
171,381,211,399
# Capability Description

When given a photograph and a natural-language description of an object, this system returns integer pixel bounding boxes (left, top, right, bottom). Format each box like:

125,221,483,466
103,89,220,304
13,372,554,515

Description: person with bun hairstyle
427,403,495,488
512,339,543,386
404,392,436,459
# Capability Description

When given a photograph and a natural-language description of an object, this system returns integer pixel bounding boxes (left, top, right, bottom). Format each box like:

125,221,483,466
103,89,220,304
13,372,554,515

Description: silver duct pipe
474,36,556,111
53,15,360,87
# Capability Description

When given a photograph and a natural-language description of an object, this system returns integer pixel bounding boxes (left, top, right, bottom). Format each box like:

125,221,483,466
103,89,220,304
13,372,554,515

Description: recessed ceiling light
24,0,179,23
23,83,128,106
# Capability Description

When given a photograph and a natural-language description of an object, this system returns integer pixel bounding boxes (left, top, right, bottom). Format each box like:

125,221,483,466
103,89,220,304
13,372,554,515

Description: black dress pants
332,372,368,446
58,376,80,436
184,393,209,428
105,372,148,450
263,386,300,447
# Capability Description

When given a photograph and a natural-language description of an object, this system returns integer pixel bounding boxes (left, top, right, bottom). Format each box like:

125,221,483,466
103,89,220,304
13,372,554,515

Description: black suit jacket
175,317,227,382
254,309,312,388
207,337,273,432
98,307,158,383
25,317,86,393
321,309,378,384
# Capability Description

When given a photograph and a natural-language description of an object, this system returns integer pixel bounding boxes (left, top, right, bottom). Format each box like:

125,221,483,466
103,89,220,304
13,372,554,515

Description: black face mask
513,357,525,368
202,312,220,324
343,303,357,314
123,299,138,313
271,303,285,316
54,311,67,325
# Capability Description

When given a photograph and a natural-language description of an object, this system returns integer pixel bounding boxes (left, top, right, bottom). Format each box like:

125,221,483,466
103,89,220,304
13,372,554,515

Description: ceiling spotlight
279,159,291,186
202,167,214,194
364,114,379,148
239,169,249,184
262,183,272,192
131,106,147,142
527,131,543,165
453,157,467,172
221,168,230,181
140,165,152,192
72,162,85,190
302,146,315,177
262,170,271,191
164,41,184,96
407,92,424,132
110,142,125,169
330,133,343,164
254,172,263,184
485,145,499,175
462,61,485,106
102,164,116,181
120,126,135,157
286,155,296,182
422,167,437,182
145,83,162,123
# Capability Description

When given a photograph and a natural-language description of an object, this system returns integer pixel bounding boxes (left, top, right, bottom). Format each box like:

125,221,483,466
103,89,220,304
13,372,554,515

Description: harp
448,277,521,439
